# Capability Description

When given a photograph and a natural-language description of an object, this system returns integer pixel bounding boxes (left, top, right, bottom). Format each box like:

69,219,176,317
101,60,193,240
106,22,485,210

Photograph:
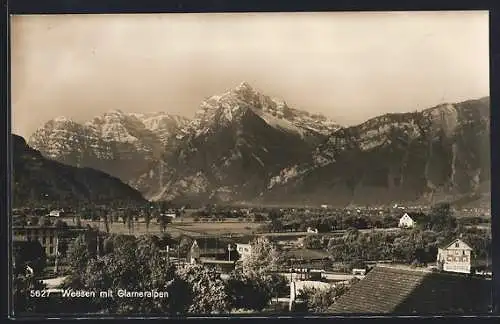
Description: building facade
188,237,230,263
13,225,86,257
437,238,473,274
236,243,252,260
398,213,415,228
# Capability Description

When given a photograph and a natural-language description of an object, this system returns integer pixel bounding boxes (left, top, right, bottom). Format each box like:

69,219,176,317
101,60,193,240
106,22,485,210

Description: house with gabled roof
188,237,234,264
398,213,415,228
437,238,473,274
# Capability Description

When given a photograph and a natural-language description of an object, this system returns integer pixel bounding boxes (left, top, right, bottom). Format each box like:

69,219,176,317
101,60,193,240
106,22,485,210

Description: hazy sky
11,11,489,138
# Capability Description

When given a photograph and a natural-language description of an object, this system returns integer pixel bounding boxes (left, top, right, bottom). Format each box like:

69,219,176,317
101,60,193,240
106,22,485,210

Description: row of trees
257,212,401,233
55,234,291,314
258,203,466,234
301,225,491,267
12,230,353,315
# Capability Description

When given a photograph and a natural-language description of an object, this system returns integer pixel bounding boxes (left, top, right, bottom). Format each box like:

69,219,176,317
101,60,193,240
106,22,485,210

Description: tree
12,273,47,314
242,237,282,277
226,271,273,311
145,209,152,233
12,241,46,275
176,264,232,314
303,236,323,249
54,219,68,229
72,235,190,314
102,237,114,255
28,216,39,226
179,236,194,256
127,213,134,234
40,216,52,226
299,284,349,313
158,233,176,250
159,215,171,233
267,273,289,302
66,233,98,273
429,203,457,232
57,239,69,258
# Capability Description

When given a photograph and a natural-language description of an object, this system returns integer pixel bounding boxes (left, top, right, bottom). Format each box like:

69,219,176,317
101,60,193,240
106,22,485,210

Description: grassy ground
62,217,263,237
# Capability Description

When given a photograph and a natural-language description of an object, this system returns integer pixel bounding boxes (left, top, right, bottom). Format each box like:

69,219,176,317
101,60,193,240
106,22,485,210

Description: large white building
437,238,473,274
398,213,415,228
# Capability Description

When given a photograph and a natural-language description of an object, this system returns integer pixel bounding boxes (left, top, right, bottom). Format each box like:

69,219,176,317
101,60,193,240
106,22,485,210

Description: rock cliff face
133,82,340,204
264,97,490,206
28,111,189,184
12,134,146,207
27,82,490,207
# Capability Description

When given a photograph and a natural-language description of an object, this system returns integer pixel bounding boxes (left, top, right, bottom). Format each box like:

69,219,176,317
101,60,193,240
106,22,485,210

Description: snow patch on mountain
268,165,304,189
257,111,306,137
179,82,339,141
251,153,265,167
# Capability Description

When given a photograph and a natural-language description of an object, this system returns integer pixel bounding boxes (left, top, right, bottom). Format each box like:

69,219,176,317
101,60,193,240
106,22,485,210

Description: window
463,251,465,255
49,247,54,254
455,243,460,248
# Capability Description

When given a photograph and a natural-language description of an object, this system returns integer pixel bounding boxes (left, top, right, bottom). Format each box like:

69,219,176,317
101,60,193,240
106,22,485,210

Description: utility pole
54,236,59,274
227,244,233,261
96,233,100,256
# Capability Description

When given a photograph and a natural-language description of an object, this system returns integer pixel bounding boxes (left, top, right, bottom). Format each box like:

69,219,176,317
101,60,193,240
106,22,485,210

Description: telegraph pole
227,244,232,261
54,236,59,274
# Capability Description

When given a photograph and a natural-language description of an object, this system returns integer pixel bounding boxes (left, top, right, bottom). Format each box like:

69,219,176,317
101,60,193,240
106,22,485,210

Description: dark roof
285,248,331,261
193,237,232,250
438,238,473,250
231,235,254,244
328,265,492,314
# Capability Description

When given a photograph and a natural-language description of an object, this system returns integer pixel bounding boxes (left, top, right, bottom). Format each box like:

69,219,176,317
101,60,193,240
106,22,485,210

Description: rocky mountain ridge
27,83,490,207
28,110,189,183
264,97,490,206
132,82,341,203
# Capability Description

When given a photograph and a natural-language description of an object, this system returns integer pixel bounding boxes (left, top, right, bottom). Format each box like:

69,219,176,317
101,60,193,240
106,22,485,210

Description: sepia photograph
10,11,492,317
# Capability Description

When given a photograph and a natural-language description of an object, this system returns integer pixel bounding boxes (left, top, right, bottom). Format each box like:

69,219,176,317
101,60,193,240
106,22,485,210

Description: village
12,202,493,314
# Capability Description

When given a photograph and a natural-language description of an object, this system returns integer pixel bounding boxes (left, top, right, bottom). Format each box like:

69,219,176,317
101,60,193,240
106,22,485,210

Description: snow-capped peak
107,109,124,115
180,83,340,139
234,81,254,93
52,116,73,123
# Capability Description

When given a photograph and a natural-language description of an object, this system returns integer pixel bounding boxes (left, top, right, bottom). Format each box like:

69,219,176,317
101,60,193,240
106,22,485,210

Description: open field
57,216,406,238
257,231,314,237
61,217,263,237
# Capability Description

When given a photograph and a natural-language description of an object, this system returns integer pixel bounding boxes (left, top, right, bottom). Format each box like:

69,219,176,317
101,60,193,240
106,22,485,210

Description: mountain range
28,111,189,183
12,134,146,207
26,83,490,207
